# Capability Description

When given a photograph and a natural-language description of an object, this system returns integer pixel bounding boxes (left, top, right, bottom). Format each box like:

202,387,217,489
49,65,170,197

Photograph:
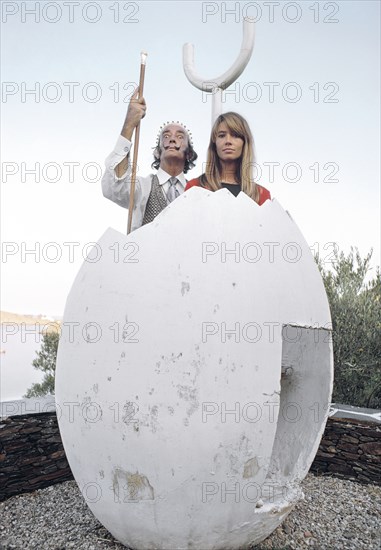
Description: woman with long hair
185,112,270,205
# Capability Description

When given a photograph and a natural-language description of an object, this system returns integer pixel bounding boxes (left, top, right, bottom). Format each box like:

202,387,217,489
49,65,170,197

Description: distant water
0,325,47,401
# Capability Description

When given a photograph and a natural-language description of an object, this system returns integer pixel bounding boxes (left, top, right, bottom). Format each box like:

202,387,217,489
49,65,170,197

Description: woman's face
215,122,244,162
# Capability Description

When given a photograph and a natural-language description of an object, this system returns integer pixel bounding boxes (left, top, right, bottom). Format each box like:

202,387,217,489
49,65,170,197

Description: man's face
159,124,189,164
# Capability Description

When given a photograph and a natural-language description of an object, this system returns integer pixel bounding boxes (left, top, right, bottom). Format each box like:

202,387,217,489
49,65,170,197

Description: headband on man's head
156,121,193,147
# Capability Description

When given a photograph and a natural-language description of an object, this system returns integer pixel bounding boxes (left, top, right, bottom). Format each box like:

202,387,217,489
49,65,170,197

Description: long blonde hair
200,112,259,203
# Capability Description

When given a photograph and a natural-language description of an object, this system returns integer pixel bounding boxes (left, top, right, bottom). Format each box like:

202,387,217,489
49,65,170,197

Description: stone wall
0,412,72,501
1,411,380,502
310,417,380,484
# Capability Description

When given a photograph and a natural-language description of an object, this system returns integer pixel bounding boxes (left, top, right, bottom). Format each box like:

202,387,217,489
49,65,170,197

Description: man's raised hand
121,87,147,140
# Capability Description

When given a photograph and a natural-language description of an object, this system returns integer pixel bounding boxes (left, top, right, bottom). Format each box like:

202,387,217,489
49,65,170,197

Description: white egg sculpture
55,188,333,549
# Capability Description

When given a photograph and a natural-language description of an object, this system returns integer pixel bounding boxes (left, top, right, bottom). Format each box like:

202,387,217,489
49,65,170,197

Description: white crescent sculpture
183,18,255,123
55,189,333,549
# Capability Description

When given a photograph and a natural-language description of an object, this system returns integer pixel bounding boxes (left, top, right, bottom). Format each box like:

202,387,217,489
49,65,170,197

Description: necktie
166,177,180,203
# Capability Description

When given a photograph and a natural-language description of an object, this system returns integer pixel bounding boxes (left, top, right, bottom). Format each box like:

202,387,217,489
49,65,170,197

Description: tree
24,331,59,398
316,248,381,408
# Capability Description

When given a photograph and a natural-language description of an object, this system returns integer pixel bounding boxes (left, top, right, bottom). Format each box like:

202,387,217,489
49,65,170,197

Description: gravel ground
0,474,380,549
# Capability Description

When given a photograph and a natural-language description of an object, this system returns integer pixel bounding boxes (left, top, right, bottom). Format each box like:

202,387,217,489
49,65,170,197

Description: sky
1,0,380,316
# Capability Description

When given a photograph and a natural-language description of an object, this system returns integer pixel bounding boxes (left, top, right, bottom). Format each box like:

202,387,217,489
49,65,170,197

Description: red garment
185,177,271,206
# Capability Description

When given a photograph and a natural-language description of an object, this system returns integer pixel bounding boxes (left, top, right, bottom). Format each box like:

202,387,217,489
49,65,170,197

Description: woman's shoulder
257,184,271,205
185,176,203,191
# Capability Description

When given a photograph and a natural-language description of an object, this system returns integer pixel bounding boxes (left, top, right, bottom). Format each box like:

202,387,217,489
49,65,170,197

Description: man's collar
157,167,186,186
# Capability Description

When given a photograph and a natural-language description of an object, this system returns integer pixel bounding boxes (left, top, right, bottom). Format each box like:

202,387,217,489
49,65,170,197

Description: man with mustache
102,89,198,232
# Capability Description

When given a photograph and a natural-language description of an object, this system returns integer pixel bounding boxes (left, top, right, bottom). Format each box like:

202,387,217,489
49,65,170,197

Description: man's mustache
163,144,181,151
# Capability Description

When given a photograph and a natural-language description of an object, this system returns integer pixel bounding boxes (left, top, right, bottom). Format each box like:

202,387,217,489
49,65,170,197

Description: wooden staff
127,51,148,234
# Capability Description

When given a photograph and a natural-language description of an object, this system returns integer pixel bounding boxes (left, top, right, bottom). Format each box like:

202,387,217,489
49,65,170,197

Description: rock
359,442,381,456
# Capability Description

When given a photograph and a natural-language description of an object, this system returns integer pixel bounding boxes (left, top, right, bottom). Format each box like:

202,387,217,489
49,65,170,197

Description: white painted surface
183,18,255,122
56,189,333,549
183,18,255,91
